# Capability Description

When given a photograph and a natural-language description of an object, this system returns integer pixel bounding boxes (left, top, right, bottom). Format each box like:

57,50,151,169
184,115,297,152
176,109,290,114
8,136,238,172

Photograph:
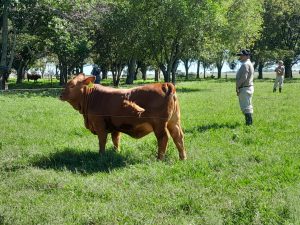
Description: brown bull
60,74,186,160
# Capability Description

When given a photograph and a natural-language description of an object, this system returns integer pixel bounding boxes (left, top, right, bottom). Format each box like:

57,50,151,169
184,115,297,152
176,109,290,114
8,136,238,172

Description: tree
38,0,102,85
208,0,263,79
136,0,210,83
13,34,46,83
0,0,10,89
270,0,300,78
0,0,61,84
93,2,128,86
254,0,300,78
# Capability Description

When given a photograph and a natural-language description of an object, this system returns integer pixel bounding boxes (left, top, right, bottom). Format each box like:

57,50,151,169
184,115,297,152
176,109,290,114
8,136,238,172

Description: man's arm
236,64,248,91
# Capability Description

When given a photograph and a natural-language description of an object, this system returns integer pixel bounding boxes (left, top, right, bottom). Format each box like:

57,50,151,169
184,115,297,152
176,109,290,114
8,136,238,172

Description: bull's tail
171,93,180,121
162,83,180,122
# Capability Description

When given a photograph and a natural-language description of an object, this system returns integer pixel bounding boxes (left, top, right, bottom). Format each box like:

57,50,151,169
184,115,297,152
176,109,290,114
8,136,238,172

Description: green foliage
200,0,263,73
253,0,300,77
2,0,299,85
1,79,300,224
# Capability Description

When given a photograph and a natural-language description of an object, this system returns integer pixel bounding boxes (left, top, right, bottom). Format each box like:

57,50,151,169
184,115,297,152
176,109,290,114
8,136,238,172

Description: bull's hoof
179,152,187,160
113,146,120,152
99,150,105,155
157,154,165,161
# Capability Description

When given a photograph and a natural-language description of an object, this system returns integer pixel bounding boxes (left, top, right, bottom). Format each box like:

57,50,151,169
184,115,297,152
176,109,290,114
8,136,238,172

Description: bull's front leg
97,131,108,155
154,124,169,160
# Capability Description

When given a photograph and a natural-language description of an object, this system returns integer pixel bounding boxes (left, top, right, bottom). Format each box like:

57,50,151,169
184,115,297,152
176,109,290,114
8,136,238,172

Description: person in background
273,60,285,93
91,64,101,84
235,49,254,126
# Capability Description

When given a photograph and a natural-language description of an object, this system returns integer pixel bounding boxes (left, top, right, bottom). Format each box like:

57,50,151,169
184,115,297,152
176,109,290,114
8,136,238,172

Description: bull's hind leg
167,122,187,160
111,131,121,152
153,124,169,160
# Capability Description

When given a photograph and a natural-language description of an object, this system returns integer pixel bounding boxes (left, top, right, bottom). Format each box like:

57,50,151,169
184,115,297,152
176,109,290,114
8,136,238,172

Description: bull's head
60,74,95,110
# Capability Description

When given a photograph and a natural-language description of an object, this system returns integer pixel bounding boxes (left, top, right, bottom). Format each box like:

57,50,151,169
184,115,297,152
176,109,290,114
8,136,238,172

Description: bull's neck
79,86,95,115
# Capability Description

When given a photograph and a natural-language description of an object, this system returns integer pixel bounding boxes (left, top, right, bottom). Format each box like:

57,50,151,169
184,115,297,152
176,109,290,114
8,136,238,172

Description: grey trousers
238,86,254,114
273,76,284,89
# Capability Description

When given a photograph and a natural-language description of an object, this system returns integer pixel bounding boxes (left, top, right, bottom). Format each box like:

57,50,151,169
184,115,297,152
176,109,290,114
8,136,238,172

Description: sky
35,60,300,76
82,61,300,76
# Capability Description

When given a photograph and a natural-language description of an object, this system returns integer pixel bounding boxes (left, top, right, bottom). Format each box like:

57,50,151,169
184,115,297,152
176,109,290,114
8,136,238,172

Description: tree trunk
112,64,123,86
67,67,73,77
112,70,117,86
196,60,200,79
63,66,68,84
171,60,179,84
155,69,160,81
0,0,9,90
59,63,68,86
80,64,84,73
257,62,264,79
8,26,17,71
161,69,169,82
134,70,138,81
116,67,122,86
134,62,139,81
102,67,108,79
284,59,293,78
216,63,222,79
140,63,147,81
17,60,25,84
203,67,206,79
59,65,63,85
215,57,223,79
183,59,189,80
159,64,170,82
55,65,59,78
126,58,136,84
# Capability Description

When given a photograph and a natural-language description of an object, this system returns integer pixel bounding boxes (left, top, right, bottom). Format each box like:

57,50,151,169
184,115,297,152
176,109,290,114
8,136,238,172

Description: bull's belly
116,122,153,138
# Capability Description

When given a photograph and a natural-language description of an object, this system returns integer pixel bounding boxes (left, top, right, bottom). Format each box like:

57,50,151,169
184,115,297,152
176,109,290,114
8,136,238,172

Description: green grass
1,78,300,224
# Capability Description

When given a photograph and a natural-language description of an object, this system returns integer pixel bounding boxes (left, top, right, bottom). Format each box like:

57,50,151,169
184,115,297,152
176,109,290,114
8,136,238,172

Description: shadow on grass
1,88,62,98
211,78,236,83
32,148,140,174
176,87,212,93
8,80,61,89
185,122,240,133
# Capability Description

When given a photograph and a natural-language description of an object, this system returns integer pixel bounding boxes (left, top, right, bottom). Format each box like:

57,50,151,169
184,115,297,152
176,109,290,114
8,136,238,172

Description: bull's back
92,83,176,113
129,83,176,110
89,83,179,129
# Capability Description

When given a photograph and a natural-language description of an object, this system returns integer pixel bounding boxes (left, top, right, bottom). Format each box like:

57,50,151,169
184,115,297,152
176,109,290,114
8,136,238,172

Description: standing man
273,60,285,93
91,64,101,84
236,49,254,126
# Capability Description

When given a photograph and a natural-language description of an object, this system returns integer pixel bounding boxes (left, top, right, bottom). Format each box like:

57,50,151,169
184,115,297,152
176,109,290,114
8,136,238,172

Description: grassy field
0,77,300,224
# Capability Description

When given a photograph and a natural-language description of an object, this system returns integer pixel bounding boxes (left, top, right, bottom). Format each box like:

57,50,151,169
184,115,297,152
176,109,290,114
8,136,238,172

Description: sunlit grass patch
0,79,300,224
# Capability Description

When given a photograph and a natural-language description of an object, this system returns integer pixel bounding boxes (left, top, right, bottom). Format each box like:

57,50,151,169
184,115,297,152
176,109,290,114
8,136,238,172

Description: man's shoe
245,113,253,126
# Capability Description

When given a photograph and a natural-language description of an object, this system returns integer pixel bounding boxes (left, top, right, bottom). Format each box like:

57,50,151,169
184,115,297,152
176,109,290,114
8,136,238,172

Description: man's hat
236,49,251,56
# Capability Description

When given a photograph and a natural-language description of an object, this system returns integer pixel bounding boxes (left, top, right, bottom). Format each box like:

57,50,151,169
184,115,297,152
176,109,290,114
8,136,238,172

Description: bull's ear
82,76,96,85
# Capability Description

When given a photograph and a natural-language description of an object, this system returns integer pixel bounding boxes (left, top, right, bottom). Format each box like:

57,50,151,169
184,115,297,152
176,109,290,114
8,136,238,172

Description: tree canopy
1,0,299,87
